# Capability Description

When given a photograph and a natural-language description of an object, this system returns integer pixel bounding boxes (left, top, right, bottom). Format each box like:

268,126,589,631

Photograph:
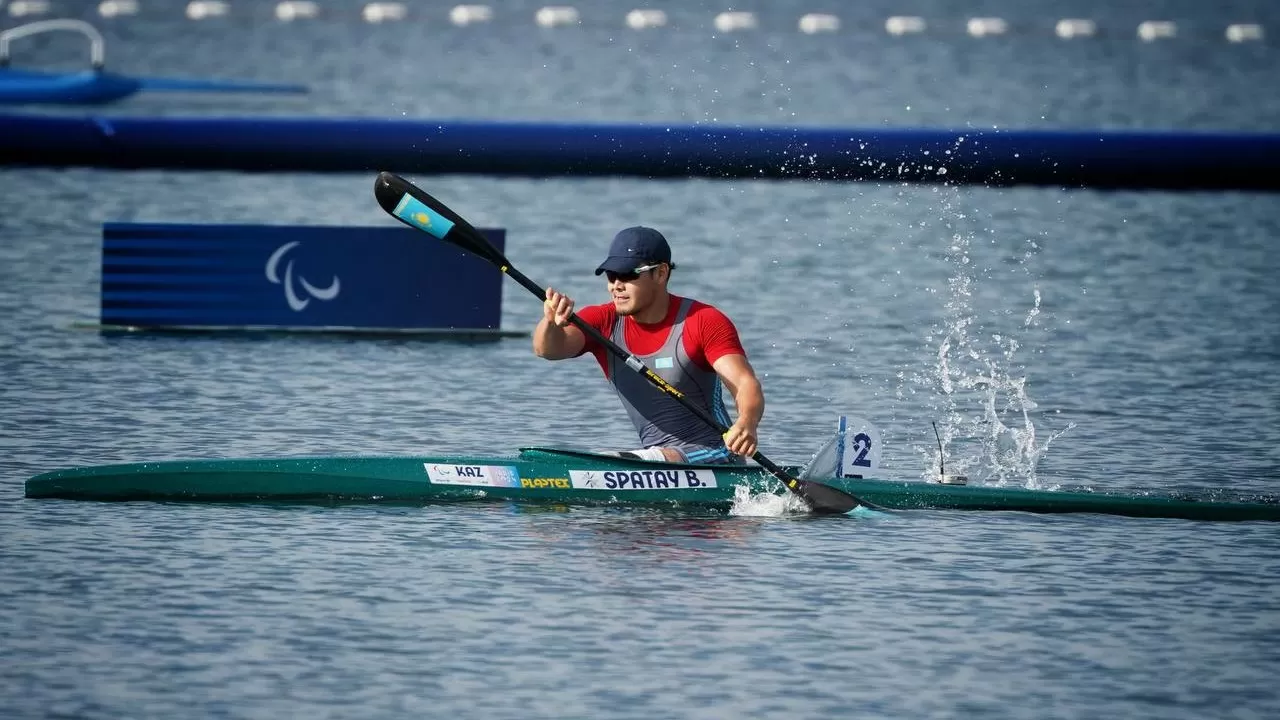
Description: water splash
917,230,1073,489
728,483,812,516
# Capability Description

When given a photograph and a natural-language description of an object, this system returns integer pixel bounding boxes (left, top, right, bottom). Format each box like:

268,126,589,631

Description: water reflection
514,504,763,562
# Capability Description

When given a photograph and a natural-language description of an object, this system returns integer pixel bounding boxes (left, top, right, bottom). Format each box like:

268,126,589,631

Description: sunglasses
605,263,662,284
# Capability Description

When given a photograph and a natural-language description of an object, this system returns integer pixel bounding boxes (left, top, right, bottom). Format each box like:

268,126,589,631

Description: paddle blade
795,479,862,515
373,171,509,268
754,451,868,514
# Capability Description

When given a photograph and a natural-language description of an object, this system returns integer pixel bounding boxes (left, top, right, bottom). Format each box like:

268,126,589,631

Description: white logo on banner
265,241,341,312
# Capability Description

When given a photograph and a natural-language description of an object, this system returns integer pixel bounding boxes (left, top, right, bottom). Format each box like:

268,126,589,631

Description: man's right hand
543,288,576,328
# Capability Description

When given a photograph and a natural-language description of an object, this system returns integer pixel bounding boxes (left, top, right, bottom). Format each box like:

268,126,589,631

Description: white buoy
625,9,666,30
1137,20,1177,42
450,5,493,26
1225,23,1264,43
1054,18,1096,39
535,6,579,28
275,1,318,21
713,11,756,33
885,16,926,36
798,13,839,34
362,3,406,23
966,17,1008,38
98,0,140,18
9,0,53,17
186,1,229,20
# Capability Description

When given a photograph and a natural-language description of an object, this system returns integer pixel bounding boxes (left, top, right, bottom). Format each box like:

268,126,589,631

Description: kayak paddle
372,170,864,515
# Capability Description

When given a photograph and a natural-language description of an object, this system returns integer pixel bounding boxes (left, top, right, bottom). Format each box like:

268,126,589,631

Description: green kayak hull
24,446,1280,522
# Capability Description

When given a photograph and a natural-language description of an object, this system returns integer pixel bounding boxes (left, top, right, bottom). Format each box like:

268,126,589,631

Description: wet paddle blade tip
373,171,408,215
798,480,863,515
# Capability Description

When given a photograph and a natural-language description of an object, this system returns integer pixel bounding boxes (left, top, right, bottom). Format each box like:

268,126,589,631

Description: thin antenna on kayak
932,421,944,476
932,421,968,485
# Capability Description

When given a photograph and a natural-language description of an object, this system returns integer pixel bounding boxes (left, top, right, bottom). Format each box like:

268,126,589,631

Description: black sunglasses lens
607,271,639,283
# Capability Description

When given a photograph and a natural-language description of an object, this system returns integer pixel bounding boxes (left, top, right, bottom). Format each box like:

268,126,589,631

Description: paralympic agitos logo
265,241,341,312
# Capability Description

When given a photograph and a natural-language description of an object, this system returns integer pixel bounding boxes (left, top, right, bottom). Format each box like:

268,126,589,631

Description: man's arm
533,287,587,360
712,353,764,457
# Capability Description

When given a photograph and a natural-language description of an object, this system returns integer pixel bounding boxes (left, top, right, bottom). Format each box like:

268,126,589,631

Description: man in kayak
534,226,763,465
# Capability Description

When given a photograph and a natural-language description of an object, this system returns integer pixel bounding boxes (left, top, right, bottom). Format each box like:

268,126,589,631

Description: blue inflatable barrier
2,113,1277,190
99,223,518,336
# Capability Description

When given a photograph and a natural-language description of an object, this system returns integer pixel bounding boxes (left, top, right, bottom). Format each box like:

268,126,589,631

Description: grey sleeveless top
606,297,736,462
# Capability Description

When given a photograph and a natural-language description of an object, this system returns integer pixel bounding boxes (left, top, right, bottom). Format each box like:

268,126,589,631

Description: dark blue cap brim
594,256,641,275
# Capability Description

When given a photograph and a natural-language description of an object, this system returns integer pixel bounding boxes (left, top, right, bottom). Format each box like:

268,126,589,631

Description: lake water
2,1,1279,718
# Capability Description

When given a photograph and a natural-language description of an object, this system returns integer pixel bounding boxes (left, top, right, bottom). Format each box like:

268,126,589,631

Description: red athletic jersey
575,295,746,376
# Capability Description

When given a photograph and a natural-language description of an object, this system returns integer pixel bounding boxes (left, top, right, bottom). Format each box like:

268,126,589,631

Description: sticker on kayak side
424,463,521,487
569,469,718,490
522,477,571,489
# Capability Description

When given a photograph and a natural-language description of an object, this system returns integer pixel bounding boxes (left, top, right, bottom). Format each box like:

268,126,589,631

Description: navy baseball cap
594,226,673,275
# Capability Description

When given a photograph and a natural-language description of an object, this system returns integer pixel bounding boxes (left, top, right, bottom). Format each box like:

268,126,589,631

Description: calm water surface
2,1,1279,718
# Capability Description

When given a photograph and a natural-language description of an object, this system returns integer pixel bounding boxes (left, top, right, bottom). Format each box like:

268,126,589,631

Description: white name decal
569,469,718,490
424,463,521,487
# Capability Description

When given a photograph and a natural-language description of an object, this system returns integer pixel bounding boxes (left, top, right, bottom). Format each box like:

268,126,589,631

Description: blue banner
100,223,507,332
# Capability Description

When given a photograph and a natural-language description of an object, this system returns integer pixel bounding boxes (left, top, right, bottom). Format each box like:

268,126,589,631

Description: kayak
25,446,1280,522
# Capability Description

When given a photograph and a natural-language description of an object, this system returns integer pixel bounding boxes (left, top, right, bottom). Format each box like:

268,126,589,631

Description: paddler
534,226,764,464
